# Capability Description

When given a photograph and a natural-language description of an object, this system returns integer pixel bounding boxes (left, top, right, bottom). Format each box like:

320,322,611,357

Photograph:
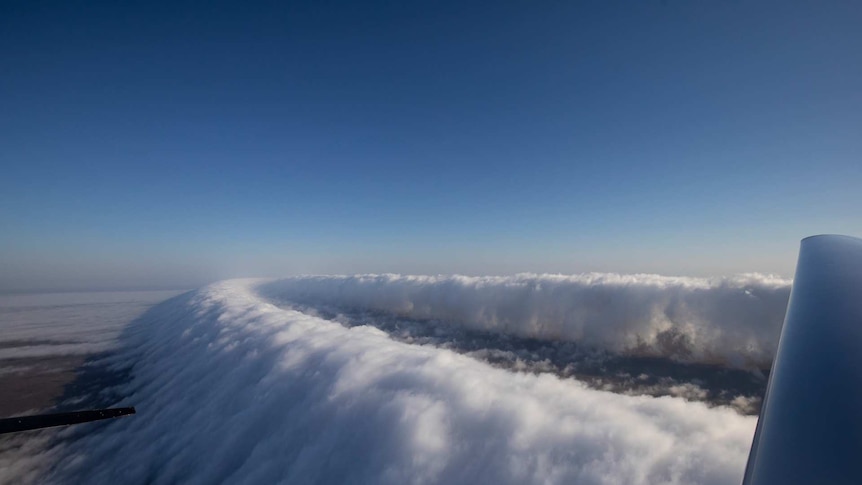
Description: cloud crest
261,273,791,368
30,280,757,485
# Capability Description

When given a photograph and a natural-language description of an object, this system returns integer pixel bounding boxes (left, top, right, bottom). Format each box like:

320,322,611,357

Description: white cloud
21,279,758,485
260,273,791,368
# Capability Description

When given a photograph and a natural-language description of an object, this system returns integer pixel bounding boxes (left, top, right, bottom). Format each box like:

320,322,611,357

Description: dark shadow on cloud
0,291,195,484
256,274,791,370
270,302,769,414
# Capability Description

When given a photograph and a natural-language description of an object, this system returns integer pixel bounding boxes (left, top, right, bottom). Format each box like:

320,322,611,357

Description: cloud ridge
261,273,791,368
36,280,757,485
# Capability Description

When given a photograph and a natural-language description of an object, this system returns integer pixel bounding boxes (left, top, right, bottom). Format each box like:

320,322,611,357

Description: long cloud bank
27,280,758,484
260,273,791,368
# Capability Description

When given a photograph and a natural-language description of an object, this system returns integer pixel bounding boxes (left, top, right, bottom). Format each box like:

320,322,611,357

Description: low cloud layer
278,302,768,413
0,291,182,359
13,280,759,484
260,273,791,368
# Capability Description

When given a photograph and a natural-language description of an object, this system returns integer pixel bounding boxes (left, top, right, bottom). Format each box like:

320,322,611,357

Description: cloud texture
17,279,760,484
261,273,791,368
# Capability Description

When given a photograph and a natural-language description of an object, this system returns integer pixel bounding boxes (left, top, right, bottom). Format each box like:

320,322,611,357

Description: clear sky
1,0,860,291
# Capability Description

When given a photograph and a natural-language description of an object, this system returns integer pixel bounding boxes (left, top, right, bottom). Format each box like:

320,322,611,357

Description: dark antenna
0,407,136,435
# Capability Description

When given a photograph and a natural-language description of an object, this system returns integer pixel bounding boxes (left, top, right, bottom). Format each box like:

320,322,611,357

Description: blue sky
1,0,860,291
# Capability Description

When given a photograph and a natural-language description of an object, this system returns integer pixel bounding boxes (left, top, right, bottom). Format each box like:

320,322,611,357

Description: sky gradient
2,0,861,291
